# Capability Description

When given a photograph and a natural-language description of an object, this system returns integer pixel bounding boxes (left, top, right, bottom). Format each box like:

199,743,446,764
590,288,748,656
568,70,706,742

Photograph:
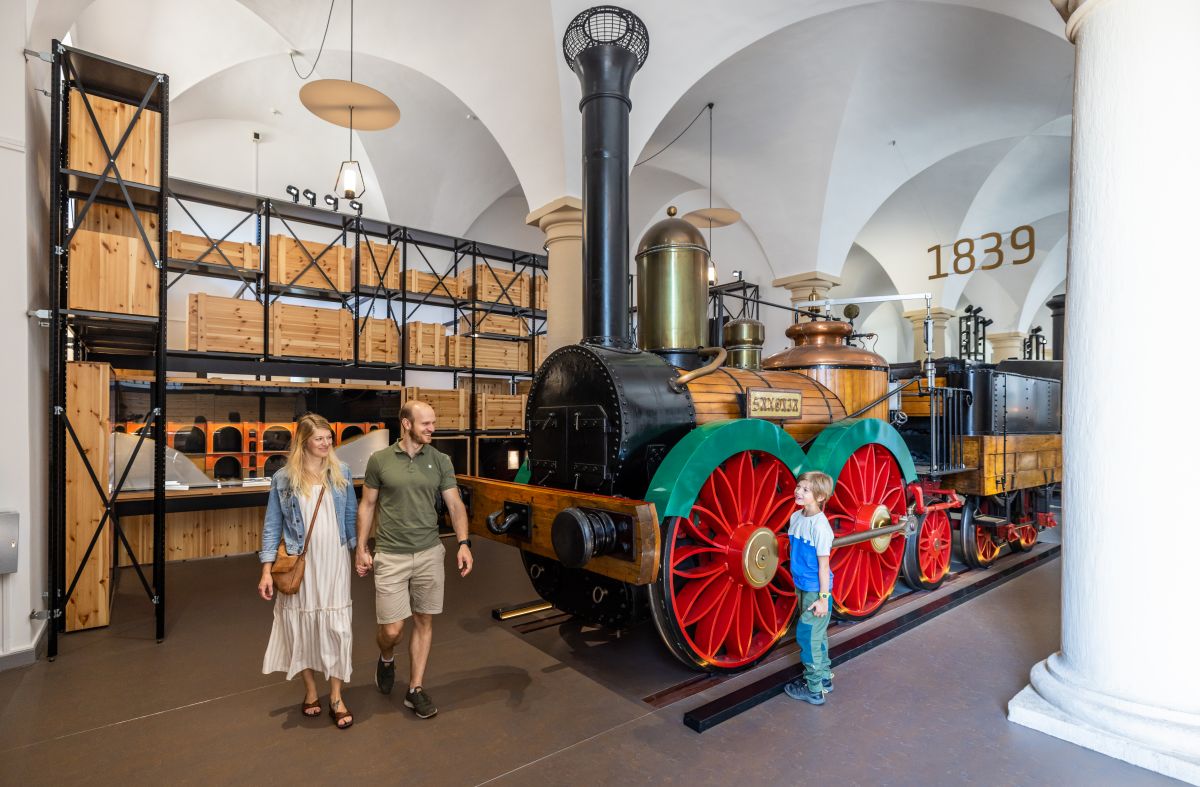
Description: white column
526,197,582,352
772,271,841,313
987,331,1026,362
902,307,956,361
1008,2,1200,781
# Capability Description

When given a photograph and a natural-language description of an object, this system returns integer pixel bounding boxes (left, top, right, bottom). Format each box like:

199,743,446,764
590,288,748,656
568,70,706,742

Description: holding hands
355,548,374,577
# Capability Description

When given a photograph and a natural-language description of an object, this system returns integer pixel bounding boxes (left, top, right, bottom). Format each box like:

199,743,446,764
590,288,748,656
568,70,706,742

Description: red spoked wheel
958,499,1002,568
826,444,908,620
901,509,952,590
1009,491,1039,552
648,450,798,672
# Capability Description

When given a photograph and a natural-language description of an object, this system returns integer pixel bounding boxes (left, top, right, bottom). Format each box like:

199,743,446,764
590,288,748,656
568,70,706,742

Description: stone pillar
1008,2,1200,781
771,271,841,314
1047,293,1066,360
987,331,1026,362
526,197,582,352
902,307,956,361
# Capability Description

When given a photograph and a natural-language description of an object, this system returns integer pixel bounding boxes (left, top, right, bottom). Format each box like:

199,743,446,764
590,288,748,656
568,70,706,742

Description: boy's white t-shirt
787,510,834,592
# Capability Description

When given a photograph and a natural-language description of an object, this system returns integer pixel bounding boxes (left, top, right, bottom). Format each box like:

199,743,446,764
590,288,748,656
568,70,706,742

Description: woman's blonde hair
798,470,834,510
284,413,348,497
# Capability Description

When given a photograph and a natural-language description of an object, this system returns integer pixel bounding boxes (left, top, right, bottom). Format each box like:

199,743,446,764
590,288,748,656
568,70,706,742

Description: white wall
1,0,46,664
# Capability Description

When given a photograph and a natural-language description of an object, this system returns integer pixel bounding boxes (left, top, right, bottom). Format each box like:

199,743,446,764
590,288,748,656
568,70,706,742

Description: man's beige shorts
373,542,446,624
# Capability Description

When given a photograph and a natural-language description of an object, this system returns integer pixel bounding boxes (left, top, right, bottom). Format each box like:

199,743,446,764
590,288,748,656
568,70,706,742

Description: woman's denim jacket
259,463,358,563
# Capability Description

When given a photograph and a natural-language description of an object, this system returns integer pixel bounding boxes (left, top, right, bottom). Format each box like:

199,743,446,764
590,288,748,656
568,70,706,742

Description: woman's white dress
262,485,353,681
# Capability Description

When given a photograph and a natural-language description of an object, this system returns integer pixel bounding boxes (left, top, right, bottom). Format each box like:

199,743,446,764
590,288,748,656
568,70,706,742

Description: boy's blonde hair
797,470,834,510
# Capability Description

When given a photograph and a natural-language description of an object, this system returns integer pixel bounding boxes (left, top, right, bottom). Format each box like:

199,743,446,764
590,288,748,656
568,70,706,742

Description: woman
258,413,358,729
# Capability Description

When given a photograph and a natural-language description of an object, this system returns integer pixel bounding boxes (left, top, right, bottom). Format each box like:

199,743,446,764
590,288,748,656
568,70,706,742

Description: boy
784,470,835,705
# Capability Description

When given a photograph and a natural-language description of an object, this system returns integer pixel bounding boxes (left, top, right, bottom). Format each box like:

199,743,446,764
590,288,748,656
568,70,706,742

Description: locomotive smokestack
563,6,649,348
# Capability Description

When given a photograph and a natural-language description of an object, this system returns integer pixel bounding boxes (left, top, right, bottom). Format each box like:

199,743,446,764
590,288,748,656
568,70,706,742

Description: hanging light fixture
297,0,399,202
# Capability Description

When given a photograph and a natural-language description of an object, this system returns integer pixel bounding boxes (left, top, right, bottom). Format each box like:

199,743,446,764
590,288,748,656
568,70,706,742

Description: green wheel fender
802,418,917,486
513,460,530,484
645,419,807,521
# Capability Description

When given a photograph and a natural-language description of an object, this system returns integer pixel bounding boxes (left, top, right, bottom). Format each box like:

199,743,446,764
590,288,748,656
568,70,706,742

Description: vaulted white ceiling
26,0,1074,358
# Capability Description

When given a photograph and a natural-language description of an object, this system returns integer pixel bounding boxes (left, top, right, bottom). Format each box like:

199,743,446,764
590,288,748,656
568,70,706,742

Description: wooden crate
403,269,460,300
519,335,549,370
187,293,264,355
458,264,529,306
168,230,258,270
68,203,160,316
460,376,512,396
405,321,447,366
400,387,468,430
358,240,400,291
270,302,354,360
66,362,112,631
457,309,528,337
529,273,547,311
446,335,523,372
268,235,349,291
68,91,161,186
476,393,528,431
359,318,399,364
954,434,1063,496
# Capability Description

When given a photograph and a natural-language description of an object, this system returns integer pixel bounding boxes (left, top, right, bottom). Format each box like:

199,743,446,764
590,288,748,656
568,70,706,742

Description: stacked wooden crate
187,294,353,360
406,322,447,366
358,318,400,364
400,387,468,429
475,393,528,431
68,203,160,316
529,273,548,311
403,269,459,300
446,335,523,371
168,230,258,271
519,335,549,370
186,294,263,354
458,264,529,306
358,240,400,291
457,309,528,337
270,302,354,360
268,235,349,291
67,91,161,186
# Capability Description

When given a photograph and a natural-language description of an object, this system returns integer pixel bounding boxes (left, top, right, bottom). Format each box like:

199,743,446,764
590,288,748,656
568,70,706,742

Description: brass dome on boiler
635,207,710,354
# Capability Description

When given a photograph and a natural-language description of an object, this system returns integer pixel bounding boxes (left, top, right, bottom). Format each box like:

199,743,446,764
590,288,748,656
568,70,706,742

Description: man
356,400,473,719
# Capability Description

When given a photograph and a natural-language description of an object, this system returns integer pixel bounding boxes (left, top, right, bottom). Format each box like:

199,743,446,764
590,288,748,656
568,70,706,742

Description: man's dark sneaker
784,678,826,705
404,687,438,719
375,657,395,695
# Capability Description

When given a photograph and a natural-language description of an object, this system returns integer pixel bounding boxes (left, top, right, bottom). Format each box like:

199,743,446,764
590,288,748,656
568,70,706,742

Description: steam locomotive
454,7,1061,672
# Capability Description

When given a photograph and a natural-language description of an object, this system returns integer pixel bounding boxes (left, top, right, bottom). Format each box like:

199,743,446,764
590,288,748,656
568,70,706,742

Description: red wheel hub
827,444,907,619
663,451,797,669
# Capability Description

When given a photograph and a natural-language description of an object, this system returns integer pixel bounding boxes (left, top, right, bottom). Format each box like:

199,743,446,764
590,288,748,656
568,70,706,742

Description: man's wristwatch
458,539,473,549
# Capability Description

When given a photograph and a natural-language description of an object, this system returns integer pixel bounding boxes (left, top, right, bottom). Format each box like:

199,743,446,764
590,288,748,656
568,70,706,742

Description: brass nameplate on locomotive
745,388,803,419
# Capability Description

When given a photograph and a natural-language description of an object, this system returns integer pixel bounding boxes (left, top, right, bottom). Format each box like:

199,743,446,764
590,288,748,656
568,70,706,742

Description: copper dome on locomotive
763,317,890,419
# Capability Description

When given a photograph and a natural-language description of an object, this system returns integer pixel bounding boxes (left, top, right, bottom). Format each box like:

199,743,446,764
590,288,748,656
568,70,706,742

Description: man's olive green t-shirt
364,442,457,554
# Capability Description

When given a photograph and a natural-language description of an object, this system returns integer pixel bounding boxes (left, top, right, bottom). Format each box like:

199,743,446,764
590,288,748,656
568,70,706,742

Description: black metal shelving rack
48,42,169,659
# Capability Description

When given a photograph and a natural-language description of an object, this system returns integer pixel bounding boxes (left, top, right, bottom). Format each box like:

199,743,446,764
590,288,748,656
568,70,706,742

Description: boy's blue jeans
795,590,831,693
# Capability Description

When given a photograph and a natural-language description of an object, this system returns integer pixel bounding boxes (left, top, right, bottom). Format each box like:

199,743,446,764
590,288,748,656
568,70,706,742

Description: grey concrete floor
0,533,1181,786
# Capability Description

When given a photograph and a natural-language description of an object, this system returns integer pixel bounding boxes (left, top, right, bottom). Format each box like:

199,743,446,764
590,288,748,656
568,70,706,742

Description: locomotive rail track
681,540,1060,732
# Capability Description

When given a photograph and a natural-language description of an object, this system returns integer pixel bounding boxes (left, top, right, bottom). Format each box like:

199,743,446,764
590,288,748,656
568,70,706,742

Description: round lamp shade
299,79,400,130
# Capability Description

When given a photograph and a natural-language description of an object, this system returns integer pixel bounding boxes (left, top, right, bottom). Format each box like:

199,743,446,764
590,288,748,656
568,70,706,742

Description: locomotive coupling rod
670,346,728,392
832,521,908,549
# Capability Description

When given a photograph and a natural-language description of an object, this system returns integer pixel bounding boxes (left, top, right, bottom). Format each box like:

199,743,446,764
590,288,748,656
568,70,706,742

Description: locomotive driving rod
831,520,910,549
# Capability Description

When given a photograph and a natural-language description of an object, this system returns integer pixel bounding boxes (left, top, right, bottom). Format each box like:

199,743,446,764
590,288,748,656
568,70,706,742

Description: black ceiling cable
290,0,337,80
634,102,713,168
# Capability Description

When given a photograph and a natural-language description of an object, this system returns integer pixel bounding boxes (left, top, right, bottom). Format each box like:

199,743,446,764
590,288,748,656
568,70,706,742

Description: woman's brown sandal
329,698,353,729
301,699,321,717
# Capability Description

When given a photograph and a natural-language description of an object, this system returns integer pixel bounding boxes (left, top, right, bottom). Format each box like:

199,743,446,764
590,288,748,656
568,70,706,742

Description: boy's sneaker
783,679,826,705
375,657,395,695
405,687,438,719
822,677,833,693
